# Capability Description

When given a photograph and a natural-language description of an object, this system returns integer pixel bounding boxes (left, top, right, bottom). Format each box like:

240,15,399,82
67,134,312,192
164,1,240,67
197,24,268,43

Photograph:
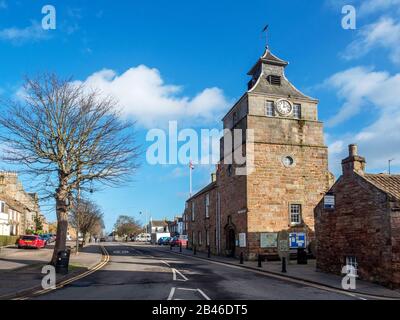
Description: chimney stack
342,144,366,176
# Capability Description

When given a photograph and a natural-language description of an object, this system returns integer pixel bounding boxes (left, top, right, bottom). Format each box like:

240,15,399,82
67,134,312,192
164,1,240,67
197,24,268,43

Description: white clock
275,99,293,116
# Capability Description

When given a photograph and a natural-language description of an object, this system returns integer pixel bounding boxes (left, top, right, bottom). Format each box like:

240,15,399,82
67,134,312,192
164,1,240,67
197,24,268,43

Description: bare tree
114,215,142,240
0,74,140,265
69,199,103,246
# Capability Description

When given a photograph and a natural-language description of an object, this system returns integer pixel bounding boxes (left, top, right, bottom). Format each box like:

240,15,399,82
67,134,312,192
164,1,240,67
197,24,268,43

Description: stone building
186,47,332,259
315,144,400,288
0,171,46,236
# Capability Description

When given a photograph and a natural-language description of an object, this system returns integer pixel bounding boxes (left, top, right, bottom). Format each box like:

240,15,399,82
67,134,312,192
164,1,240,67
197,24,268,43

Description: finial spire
262,24,269,49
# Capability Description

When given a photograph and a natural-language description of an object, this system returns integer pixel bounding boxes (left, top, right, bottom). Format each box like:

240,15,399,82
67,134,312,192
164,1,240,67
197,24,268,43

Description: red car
171,235,188,247
18,235,46,249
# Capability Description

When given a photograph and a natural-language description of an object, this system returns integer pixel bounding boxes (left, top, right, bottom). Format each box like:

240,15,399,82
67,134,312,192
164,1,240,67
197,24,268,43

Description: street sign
278,240,289,252
289,233,306,249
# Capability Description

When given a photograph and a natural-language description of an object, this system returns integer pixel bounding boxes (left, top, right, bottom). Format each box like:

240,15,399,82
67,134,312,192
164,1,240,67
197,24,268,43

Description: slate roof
248,48,318,102
362,174,400,200
187,181,217,202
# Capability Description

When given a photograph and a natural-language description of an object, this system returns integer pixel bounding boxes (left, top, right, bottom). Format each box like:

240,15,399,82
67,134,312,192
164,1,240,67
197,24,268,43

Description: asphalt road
33,242,356,300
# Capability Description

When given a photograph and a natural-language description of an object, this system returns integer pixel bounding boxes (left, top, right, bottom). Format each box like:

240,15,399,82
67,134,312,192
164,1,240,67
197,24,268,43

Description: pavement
26,243,376,300
154,244,400,299
0,242,104,299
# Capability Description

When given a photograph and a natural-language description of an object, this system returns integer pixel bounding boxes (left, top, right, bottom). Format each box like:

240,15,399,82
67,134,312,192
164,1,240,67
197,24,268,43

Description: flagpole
189,161,193,198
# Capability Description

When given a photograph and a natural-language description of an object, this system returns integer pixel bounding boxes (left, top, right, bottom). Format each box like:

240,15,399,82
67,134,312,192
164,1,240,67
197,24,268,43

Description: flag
262,24,269,32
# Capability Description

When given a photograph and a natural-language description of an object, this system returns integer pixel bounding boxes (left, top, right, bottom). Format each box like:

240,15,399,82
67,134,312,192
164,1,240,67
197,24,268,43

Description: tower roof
248,48,288,75
246,47,318,102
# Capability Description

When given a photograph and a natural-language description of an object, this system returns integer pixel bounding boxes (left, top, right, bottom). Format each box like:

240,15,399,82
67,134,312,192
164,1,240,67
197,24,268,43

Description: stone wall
315,173,395,287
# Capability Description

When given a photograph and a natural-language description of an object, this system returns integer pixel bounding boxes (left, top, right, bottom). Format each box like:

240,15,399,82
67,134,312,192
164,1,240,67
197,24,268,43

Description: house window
345,256,358,276
198,231,202,246
205,193,210,218
293,104,301,119
0,201,5,213
290,204,302,225
192,231,196,245
191,202,195,222
265,101,275,117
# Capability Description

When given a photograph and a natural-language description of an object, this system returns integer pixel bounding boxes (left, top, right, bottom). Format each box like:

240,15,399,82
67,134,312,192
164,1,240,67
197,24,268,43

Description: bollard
258,254,262,268
170,243,172,251
186,241,189,250
207,246,211,258
282,257,287,273
194,246,197,255
180,242,182,253
240,252,244,264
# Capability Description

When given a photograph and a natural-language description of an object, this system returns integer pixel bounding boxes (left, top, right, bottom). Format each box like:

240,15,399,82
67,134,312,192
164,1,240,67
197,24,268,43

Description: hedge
0,235,19,247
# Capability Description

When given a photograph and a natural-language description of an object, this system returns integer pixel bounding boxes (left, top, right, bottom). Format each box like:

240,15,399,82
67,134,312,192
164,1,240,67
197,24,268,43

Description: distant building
0,172,46,236
315,144,400,288
168,217,184,237
148,220,169,234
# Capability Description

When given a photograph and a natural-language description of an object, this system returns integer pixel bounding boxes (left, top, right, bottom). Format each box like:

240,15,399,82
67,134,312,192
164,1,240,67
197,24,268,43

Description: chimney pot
349,144,358,157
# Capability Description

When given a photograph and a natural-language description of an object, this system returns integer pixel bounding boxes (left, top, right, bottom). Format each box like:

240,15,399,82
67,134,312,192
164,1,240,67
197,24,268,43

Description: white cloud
342,17,400,64
324,66,388,126
325,67,400,173
0,20,51,44
76,65,231,128
358,0,400,16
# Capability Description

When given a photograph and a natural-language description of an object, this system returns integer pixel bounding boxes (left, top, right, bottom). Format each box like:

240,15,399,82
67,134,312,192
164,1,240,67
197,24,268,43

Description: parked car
100,237,106,242
39,234,52,245
171,235,188,247
18,235,46,249
157,237,171,246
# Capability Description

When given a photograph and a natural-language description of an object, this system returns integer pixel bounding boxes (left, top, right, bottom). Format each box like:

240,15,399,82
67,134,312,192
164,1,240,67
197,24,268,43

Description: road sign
277,231,290,259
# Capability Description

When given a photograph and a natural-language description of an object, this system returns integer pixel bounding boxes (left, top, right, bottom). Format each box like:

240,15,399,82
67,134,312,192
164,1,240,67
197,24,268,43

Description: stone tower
217,48,332,259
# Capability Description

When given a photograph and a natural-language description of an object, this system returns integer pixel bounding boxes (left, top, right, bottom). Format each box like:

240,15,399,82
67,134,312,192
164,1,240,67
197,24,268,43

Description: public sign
324,194,335,209
289,233,306,249
277,230,290,258
239,233,246,248
260,232,278,248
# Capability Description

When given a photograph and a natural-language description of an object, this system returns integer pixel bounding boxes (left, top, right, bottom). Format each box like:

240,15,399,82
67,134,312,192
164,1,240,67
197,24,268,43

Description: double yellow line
15,245,110,300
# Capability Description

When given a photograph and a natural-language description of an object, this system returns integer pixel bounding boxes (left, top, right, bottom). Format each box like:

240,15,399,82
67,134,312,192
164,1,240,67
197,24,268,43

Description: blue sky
0,0,399,232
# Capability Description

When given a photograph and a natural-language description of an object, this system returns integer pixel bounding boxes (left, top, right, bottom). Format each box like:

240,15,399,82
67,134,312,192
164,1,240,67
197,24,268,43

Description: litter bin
56,249,71,274
297,248,308,265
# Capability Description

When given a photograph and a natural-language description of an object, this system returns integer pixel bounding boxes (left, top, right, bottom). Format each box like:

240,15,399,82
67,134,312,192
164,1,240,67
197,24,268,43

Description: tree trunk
50,187,69,265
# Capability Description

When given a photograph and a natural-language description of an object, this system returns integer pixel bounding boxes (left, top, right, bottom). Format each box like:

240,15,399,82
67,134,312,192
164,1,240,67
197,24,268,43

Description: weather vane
262,24,269,49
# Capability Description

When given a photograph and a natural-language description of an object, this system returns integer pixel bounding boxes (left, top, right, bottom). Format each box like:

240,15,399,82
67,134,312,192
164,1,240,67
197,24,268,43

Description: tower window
290,204,302,225
293,104,301,119
267,75,281,86
265,101,275,117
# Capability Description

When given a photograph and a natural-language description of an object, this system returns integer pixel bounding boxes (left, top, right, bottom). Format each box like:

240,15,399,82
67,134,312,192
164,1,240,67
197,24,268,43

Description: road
29,242,358,300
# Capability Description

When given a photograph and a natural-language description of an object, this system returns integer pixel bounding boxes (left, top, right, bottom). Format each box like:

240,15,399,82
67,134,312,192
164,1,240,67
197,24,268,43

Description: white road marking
172,268,189,282
167,287,176,300
197,288,211,300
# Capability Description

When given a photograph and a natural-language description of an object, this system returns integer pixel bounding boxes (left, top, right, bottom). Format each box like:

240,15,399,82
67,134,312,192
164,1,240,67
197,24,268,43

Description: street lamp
389,159,395,175
139,211,150,233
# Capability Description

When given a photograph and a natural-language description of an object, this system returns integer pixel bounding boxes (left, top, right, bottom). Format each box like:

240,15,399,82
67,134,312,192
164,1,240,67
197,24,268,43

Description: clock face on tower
275,99,293,116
